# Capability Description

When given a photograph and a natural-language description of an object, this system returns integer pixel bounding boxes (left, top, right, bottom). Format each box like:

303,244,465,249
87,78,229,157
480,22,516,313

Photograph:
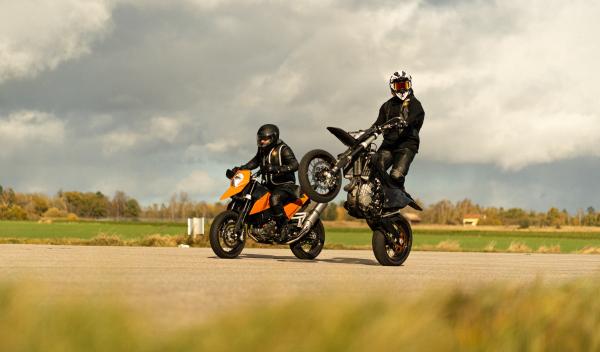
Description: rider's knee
270,193,282,206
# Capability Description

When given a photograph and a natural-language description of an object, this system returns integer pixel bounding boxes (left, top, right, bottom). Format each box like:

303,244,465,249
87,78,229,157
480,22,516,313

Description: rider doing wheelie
371,71,425,199
234,124,299,241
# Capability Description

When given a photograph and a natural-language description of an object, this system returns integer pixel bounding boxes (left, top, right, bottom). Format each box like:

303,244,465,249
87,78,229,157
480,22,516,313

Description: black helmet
256,124,279,149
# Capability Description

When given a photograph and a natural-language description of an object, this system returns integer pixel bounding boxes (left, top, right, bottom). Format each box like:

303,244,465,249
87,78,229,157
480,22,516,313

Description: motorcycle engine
252,220,277,242
345,178,383,218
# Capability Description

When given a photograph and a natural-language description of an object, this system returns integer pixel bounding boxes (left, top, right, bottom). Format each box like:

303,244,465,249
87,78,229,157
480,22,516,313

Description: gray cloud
0,0,113,83
0,0,599,211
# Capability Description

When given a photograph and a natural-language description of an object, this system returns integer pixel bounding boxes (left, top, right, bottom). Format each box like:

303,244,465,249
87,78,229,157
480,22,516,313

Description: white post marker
193,217,204,236
187,218,193,236
187,217,205,237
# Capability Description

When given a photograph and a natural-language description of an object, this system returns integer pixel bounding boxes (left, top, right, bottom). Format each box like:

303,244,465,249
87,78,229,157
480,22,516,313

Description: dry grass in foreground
576,246,600,254
415,240,462,252
2,280,600,351
0,233,193,247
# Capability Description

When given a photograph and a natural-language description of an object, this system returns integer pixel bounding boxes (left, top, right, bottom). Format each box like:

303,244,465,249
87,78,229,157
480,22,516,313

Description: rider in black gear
372,71,425,197
237,124,299,241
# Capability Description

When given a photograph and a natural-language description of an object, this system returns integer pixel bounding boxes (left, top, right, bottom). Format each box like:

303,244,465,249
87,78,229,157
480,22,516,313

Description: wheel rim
219,218,242,252
385,223,410,260
307,157,338,197
298,229,322,253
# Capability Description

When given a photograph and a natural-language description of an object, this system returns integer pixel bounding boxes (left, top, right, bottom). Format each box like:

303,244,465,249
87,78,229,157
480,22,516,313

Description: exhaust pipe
286,203,328,244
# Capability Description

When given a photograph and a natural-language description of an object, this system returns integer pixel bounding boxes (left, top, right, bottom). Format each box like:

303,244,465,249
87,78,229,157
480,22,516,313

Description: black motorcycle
298,117,422,266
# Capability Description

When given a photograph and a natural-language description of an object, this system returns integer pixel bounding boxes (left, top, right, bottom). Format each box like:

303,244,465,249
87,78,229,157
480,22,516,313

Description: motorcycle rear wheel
290,220,325,260
371,219,412,266
298,149,342,203
209,210,246,259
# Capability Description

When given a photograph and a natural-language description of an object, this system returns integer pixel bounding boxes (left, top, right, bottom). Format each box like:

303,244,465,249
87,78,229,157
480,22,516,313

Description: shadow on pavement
237,253,379,266
240,253,317,263
318,257,379,266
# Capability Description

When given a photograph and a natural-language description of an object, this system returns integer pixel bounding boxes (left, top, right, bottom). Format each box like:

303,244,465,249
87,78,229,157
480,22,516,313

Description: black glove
397,118,408,128
226,167,239,179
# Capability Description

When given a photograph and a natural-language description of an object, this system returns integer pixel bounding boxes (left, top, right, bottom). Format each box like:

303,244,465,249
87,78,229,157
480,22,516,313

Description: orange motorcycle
209,168,327,260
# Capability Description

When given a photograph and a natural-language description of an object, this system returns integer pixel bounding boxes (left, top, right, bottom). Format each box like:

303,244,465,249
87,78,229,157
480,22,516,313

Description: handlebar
347,117,407,145
226,168,263,180
381,116,408,130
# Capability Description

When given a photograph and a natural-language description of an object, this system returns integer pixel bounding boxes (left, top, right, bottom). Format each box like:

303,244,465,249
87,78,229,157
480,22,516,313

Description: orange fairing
219,170,252,200
250,193,310,218
249,193,270,215
284,194,309,218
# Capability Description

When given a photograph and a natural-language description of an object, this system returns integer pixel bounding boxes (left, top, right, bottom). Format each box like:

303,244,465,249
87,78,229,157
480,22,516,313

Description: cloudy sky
1,0,599,211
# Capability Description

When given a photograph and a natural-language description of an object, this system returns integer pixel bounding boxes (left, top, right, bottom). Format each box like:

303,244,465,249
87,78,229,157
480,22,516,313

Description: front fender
367,213,412,235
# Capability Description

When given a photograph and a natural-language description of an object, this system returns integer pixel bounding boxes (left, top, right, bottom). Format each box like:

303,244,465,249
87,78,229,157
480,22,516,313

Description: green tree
0,204,28,220
322,202,338,221
124,199,141,218
111,191,128,219
63,191,110,218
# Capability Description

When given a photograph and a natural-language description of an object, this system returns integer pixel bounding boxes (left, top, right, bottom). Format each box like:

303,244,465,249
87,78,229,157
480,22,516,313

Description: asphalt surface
2,245,600,326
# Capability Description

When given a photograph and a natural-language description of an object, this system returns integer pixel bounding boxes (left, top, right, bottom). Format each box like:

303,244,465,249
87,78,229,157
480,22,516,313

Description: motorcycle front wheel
209,210,246,258
290,220,325,260
371,219,412,266
298,149,342,203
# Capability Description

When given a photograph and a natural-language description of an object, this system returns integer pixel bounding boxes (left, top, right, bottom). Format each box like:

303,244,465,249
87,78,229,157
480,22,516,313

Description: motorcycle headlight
232,173,244,187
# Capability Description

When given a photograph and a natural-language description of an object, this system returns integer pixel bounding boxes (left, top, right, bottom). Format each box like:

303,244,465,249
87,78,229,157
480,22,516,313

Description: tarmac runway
2,245,600,326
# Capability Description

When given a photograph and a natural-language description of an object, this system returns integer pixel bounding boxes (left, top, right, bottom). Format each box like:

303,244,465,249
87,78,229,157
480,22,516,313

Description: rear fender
327,127,357,147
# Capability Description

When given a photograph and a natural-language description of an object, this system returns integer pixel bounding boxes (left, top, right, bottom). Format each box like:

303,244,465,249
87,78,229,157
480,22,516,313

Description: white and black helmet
389,70,412,99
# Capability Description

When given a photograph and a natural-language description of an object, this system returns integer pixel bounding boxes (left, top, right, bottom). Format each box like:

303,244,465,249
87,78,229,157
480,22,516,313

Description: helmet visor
257,135,274,147
392,80,411,92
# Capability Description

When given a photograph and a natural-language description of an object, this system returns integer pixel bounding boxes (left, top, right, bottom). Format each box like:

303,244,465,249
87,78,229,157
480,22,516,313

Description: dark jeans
269,186,297,225
375,147,415,189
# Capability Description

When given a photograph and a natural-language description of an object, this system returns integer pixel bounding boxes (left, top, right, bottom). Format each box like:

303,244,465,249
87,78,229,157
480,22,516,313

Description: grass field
2,220,600,253
2,280,600,351
327,227,600,253
0,220,184,239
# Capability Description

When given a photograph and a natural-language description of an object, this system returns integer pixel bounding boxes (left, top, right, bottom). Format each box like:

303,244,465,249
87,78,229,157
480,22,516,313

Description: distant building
403,212,421,224
463,214,481,226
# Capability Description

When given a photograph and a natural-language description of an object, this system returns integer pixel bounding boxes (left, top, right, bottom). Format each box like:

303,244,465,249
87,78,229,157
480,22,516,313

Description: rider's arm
371,104,387,128
239,151,260,170
271,146,299,174
405,99,425,132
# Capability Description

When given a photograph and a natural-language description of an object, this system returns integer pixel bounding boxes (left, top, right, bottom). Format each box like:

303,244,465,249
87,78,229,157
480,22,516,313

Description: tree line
1,185,599,227
0,185,225,221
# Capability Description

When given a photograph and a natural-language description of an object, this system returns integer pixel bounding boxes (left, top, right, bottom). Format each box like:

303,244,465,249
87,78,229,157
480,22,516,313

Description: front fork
233,198,251,236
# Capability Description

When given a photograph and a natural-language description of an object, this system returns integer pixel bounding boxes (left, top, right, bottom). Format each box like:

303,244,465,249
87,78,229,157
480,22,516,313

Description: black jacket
372,93,425,152
240,139,299,188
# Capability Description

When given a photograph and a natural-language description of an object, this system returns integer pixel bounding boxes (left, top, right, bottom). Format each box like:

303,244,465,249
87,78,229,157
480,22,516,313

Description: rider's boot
390,172,414,198
343,178,358,192
274,213,290,243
